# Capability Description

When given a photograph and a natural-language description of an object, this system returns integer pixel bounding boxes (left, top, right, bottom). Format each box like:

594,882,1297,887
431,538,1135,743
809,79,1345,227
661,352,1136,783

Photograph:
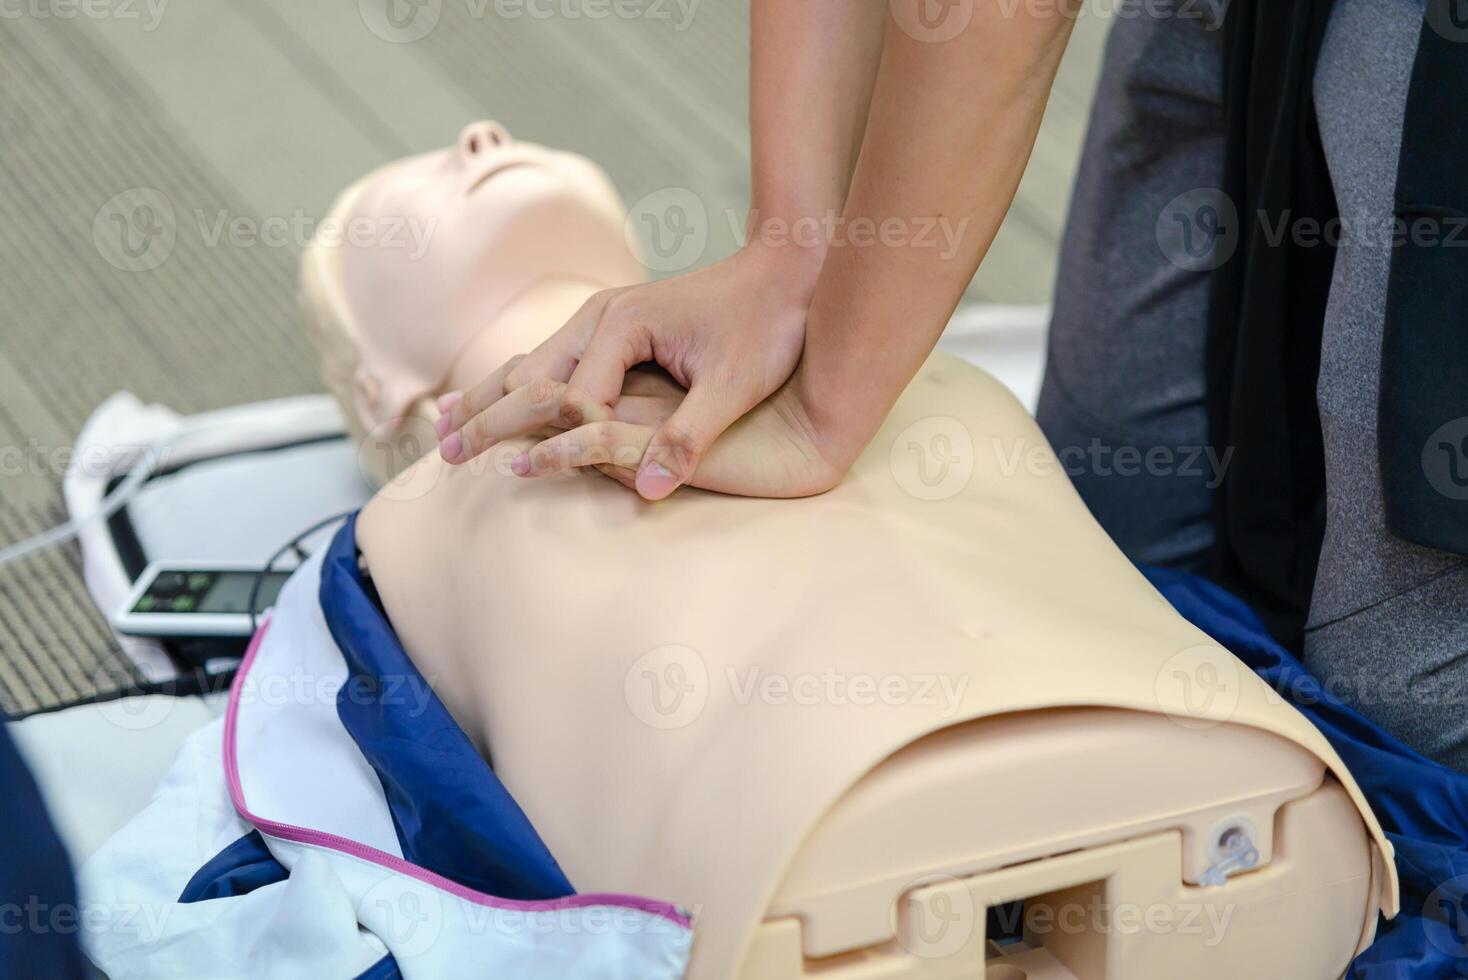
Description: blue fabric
0,717,87,979
318,515,575,902
352,953,402,980
178,830,288,904
1142,565,1468,979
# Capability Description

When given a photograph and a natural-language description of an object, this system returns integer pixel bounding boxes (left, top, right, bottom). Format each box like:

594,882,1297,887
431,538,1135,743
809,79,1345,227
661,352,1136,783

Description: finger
565,305,651,410
504,289,621,391
512,421,653,478
443,380,612,464
593,463,640,491
436,355,525,440
635,385,744,500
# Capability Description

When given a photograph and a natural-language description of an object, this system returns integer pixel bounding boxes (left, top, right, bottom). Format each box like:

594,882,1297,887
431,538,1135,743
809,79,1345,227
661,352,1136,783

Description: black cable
81,511,356,707
248,510,356,635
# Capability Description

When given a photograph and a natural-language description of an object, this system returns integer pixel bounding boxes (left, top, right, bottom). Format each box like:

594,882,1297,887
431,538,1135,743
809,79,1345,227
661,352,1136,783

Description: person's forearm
798,1,1077,465
747,0,887,281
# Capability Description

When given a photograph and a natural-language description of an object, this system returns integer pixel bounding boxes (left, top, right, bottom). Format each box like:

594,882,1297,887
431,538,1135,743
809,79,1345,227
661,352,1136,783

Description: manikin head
301,121,644,463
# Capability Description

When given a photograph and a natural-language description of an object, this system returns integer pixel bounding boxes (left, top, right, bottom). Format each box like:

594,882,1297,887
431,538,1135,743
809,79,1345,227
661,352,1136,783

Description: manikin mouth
463,160,539,198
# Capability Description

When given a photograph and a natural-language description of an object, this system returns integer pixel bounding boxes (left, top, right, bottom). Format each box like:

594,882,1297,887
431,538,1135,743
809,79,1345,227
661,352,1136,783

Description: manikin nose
456,121,510,160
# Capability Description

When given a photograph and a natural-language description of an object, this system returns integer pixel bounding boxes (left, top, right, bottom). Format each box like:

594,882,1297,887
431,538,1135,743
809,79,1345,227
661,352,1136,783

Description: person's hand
434,242,821,499
469,365,848,498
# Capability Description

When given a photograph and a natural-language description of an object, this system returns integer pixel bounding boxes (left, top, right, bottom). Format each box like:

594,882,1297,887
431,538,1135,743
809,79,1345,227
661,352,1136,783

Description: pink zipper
224,618,692,929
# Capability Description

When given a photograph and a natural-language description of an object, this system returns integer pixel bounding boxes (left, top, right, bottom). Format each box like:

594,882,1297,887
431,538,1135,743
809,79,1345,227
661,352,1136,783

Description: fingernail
511,453,530,477
440,431,463,463
636,461,680,500
434,393,462,438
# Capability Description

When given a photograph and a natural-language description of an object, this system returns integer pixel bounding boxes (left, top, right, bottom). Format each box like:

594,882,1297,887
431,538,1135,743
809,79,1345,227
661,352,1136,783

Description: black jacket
1207,0,1468,650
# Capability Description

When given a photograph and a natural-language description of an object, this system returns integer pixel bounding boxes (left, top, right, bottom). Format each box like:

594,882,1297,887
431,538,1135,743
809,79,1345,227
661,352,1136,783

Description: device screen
131,570,291,615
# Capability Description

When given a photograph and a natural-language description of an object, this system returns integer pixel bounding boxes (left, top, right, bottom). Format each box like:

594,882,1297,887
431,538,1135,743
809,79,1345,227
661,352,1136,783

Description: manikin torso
353,354,1391,980
313,124,1393,980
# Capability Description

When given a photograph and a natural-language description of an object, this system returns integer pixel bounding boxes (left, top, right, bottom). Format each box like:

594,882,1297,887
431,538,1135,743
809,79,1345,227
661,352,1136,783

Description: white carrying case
62,392,375,683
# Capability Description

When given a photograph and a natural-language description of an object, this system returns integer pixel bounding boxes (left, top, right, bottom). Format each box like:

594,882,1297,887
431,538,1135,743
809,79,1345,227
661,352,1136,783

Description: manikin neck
438,276,609,399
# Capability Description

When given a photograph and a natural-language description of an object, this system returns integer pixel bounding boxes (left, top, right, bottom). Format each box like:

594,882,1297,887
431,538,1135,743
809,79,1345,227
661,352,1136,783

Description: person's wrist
788,364,874,477
737,233,826,303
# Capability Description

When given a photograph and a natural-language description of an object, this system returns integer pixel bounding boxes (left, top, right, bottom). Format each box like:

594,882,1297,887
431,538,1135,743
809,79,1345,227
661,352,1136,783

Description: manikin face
336,121,644,432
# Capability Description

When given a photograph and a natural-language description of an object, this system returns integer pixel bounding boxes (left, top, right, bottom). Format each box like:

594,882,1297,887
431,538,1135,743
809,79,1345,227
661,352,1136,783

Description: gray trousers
1038,0,1468,769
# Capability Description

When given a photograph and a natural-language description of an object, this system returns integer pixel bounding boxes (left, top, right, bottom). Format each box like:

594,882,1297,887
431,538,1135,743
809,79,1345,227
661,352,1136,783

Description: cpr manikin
303,124,1399,980
303,120,643,474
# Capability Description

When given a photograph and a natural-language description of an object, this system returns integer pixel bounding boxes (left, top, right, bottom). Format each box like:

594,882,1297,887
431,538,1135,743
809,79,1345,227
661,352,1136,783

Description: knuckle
504,358,532,392
585,290,619,324
710,362,749,394
599,292,639,329
525,377,559,409
659,422,706,460
461,414,492,454
613,444,644,469
530,442,563,473
458,381,491,420
584,421,617,447
444,399,466,431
